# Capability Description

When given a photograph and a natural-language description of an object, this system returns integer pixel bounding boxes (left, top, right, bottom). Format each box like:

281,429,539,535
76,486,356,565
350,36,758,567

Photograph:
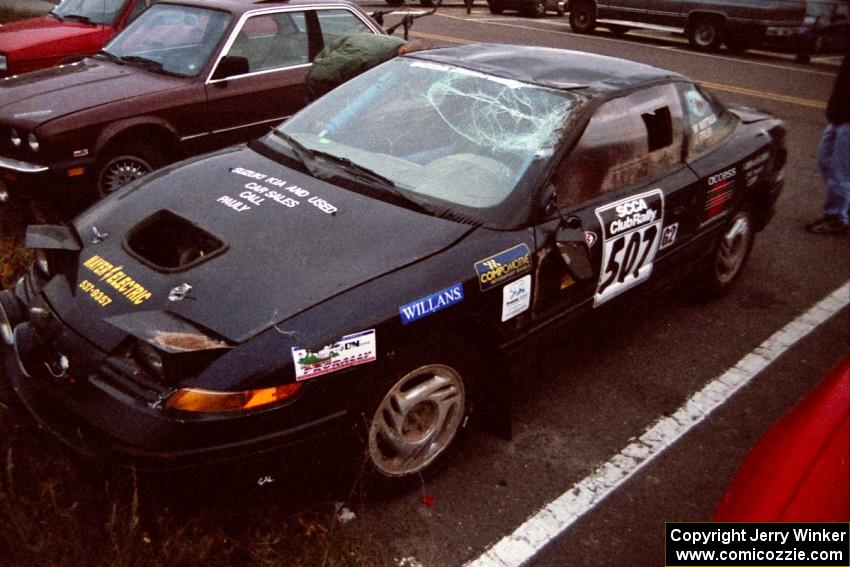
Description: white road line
466,281,850,567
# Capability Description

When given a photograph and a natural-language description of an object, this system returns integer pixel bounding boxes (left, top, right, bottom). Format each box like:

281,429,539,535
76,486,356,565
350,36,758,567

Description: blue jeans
817,122,850,225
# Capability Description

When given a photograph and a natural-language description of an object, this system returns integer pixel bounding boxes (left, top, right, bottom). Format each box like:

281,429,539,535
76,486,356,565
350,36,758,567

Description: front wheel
365,359,474,487
95,143,165,198
569,0,596,33
688,210,754,300
688,16,725,51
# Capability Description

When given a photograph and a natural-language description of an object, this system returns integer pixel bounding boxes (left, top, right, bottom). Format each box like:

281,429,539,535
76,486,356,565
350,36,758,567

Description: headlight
27,133,39,153
0,54,6,72
10,128,21,148
165,383,303,413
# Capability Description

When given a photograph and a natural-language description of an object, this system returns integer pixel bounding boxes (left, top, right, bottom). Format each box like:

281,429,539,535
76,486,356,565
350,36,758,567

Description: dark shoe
805,216,849,234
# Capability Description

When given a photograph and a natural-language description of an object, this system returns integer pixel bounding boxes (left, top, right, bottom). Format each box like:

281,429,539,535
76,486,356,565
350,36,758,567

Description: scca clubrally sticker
474,243,532,292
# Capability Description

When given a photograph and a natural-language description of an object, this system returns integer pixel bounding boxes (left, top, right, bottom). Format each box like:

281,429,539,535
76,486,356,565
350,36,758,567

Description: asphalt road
325,5,849,566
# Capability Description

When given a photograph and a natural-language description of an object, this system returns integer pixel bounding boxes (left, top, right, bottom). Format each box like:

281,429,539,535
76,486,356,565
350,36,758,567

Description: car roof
407,43,685,94
157,0,363,15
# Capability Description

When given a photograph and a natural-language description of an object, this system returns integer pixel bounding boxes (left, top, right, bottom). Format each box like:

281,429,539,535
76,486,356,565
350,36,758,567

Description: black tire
687,210,754,301
361,352,477,490
385,0,403,6
607,24,630,36
487,0,503,13
724,33,750,54
95,143,166,198
569,0,596,33
688,16,725,51
524,0,546,18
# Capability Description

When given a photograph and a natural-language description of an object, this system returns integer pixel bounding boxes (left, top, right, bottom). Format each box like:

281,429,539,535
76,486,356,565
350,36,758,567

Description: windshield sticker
594,189,664,307
475,244,532,292
705,167,736,219
399,284,464,325
501,274,531,322
219,167,338,215
291,329,376,381
82,255,151,305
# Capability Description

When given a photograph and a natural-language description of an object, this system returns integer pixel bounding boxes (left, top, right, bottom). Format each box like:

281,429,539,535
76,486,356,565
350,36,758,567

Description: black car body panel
1,45,787,477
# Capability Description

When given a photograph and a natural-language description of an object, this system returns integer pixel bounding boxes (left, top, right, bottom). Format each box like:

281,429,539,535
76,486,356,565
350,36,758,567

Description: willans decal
291,330,376,381
399,284,464,325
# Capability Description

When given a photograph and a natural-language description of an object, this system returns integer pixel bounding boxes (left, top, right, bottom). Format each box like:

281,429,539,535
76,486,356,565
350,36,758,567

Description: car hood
0,59,177,129
0,15,108,59
57,145,473,347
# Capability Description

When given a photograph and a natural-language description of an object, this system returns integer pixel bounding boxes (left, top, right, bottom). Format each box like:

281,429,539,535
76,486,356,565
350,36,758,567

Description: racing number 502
598,225,659,296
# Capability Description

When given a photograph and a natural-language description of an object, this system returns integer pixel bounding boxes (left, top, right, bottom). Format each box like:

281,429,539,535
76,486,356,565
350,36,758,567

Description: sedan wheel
368,363,467,479
96,144,165,197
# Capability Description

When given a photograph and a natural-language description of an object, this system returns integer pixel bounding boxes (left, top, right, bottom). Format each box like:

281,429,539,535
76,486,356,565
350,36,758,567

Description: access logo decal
474,244,532,292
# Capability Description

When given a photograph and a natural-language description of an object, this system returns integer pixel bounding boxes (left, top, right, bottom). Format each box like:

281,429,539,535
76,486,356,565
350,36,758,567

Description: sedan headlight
27,133,39,153
10,128,21,148
165,384,302,413
0,54,6,72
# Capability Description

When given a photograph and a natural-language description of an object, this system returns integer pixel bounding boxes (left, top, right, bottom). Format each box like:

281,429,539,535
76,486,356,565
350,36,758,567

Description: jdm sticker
474,244,532,292
502,275,531,322
292,330,376,381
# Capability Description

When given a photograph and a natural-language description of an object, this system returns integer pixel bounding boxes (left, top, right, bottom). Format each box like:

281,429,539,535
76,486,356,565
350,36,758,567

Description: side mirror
212,55,249,80
556,225,593,281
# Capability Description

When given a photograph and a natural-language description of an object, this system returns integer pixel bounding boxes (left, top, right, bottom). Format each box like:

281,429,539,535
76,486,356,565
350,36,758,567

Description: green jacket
306,34,405,100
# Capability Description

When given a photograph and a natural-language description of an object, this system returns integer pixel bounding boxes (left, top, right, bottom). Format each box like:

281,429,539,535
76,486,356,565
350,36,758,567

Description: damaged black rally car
1,44,786,484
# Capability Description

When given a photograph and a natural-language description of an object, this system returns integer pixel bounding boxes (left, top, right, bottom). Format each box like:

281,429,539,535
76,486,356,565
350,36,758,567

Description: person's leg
822,123,850,225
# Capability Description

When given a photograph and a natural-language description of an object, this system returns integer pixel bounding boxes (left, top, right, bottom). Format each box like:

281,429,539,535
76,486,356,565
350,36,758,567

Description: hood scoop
125,210,226,272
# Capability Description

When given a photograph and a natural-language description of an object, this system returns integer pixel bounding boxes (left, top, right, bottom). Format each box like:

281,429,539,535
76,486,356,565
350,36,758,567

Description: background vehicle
0,0,382,204
1,45,786,487
791,1,849,63
0,0,154,78
486,0,564,18
565,0,838,58
714,354,849,521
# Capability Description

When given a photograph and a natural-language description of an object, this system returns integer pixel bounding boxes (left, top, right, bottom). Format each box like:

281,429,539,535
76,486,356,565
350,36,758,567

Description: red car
0,0,154,78
714,354,850,521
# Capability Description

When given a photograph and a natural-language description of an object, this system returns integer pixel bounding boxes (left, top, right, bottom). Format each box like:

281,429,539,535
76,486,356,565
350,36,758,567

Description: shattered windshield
267,58,587,226
52,0,128,25
103,4,231,77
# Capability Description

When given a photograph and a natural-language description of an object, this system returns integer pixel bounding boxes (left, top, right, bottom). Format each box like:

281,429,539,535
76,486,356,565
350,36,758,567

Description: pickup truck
567,0,849,60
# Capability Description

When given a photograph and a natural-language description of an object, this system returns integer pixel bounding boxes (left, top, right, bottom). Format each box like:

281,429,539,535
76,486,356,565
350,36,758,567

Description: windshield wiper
269,130,431,214
62,14,95,24
95,50,123,65
117,55,181,77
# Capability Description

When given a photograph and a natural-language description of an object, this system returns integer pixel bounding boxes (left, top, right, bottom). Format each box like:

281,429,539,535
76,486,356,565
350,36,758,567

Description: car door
532,82,700,321
204,8,377,150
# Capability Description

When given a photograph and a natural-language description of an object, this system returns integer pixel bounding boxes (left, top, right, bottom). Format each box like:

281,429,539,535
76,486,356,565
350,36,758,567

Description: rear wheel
95,142,165,198
688,210,754,300
688,16,725,51
364,355,476,488
569,0,596,33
